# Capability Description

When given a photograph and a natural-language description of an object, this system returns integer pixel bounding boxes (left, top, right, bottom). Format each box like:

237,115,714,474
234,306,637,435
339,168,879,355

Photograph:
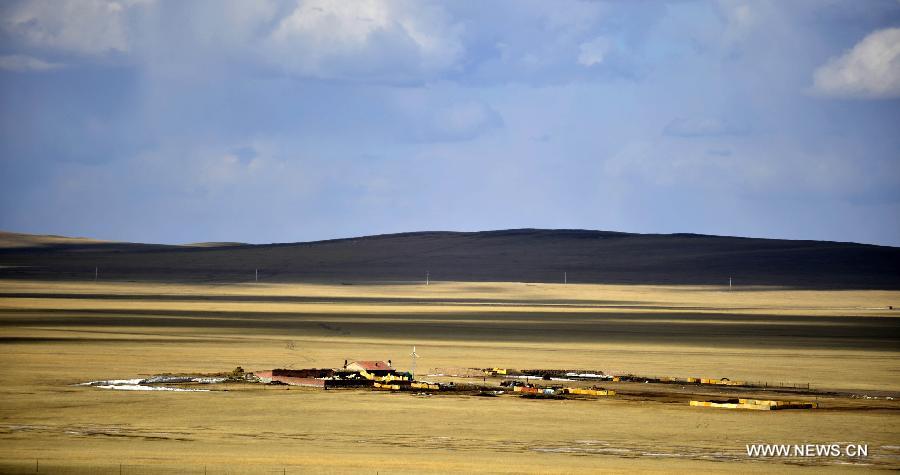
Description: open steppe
1,279,898,473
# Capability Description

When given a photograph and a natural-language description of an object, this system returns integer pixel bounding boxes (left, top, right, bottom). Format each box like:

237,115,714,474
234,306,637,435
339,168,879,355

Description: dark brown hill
0,229,898,289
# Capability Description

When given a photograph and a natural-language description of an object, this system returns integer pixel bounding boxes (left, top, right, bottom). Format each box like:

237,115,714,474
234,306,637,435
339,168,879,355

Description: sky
1,0,899,246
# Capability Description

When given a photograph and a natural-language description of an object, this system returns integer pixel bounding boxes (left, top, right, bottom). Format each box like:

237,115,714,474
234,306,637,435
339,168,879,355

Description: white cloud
272,1,390,48
424,101,503,142
577,37,613,67
0,54,64,72
0,1,642,85
717,1,758,45
122,140,312,202
663,117,744,137
265,0,464,82
2,0,139,55
813,27,900,99
602,139,766,192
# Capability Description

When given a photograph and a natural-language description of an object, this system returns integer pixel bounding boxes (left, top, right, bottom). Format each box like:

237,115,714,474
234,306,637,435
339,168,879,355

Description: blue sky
1,0,899,245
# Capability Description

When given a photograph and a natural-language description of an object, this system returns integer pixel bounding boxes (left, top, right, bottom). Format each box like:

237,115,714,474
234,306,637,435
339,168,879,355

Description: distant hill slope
0,229,898,289
0,231,112,248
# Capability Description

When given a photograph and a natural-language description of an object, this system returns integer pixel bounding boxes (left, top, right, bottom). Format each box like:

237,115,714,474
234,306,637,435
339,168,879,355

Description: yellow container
564,388,615,397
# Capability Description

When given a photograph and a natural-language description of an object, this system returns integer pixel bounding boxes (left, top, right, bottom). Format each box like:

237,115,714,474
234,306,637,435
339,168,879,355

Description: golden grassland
0,280,898,473
2,279,898,310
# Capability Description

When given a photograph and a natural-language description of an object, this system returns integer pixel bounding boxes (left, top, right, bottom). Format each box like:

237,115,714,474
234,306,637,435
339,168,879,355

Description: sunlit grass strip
690,399,818,410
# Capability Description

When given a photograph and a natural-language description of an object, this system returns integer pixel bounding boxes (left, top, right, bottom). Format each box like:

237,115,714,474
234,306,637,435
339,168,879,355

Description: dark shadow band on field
0,336,219,345
2,308,898,351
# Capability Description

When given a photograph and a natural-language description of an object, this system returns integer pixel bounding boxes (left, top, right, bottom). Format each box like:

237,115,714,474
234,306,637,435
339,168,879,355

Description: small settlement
248,360,615,398
82,358,827,411
253,360,411,389
242,360,825,409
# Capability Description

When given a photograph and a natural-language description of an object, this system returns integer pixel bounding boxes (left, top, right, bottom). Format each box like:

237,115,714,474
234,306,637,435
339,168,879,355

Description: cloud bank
1,0,899,247
813,27,900,99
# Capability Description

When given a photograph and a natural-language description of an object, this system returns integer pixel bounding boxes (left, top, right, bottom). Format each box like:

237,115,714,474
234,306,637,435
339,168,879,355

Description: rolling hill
0,229,898,289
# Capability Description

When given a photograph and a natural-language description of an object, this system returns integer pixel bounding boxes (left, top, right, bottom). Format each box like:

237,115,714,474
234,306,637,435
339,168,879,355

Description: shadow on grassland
2,308,898,351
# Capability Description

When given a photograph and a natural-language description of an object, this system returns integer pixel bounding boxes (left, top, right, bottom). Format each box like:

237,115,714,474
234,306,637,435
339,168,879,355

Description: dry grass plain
0,280,898,473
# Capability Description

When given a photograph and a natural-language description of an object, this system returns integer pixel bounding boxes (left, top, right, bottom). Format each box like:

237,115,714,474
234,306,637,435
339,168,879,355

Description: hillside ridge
1,228,897,288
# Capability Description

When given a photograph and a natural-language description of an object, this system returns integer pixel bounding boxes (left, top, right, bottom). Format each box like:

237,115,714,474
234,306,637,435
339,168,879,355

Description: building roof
350,360,393,371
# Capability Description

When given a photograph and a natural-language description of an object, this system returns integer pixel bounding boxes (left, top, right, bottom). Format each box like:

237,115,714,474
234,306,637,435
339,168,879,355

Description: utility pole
729,277,732,290
255,268,258,283
425,271,429,286
564,272,567,285
94,266,98,282
410,346,420,380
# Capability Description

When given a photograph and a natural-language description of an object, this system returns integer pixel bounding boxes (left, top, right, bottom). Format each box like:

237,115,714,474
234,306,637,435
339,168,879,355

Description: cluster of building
249,361,817,411
252,360,412,389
